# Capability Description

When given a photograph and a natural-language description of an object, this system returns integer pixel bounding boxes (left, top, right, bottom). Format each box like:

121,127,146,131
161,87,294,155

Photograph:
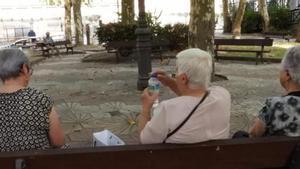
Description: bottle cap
150,73,157,78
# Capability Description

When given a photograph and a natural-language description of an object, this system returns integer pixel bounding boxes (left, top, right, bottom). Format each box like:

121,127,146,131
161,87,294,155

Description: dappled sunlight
273,41,300,49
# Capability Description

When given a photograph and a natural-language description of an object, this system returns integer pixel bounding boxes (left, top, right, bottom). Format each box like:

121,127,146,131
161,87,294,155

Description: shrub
96,13,188,50
96,23,137,44
268,5,291,31
156,24,188,50
242,9,263,33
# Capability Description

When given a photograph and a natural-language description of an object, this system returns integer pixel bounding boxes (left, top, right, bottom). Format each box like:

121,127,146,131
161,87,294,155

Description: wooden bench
214,38,274,65
35,42,50,57
1,137,300,169
104,39,170,63
264,32,291,42
35,40,74,57
53,40,74,54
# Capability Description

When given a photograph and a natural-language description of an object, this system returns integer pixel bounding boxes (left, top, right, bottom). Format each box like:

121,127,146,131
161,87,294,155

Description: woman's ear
285,70,292,81
21,64,29,75
181,73,189,85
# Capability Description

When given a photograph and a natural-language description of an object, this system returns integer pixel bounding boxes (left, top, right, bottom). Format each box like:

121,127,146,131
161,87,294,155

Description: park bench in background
214,38,274,65
53,40,74,54
35,42,50,56
35,40,74,57
264,32,291,41
1,136,300,169
104,39,170,63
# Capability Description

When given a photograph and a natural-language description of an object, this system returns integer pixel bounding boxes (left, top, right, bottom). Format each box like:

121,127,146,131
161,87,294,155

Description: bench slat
216,49,271,53
0,137,299,169
215,38,273,46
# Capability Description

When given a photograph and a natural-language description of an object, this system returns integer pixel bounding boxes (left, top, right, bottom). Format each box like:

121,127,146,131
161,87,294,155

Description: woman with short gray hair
0,49,64,152
139,48,231,144
250,46,300,137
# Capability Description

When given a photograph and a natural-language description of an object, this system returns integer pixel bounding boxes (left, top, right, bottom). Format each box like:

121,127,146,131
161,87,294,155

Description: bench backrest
53,40,67,46
1,137,299,169
215,38,274,46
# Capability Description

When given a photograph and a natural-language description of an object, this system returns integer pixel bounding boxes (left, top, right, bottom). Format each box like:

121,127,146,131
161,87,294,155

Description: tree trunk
73,0,84,45
64,0,72,43
296,24,300,42
232,0,246,39
189,0,215,54
223,0,231,33
121,0,135,24
258,0,270,33
189,0,215,77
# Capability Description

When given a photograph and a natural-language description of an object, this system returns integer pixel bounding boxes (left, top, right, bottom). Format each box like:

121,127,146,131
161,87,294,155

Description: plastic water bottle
148,73,160,108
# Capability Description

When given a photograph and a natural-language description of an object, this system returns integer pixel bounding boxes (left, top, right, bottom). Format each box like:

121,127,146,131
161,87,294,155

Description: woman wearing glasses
0,49,64,152
139,48,231,144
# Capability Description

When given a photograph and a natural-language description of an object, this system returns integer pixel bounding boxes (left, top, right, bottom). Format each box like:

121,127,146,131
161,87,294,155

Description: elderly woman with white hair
250,46,300,137
139,48,231,144
0,49,64,152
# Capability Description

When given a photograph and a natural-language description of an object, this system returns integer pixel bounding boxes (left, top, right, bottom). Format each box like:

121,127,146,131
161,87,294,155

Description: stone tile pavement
28,51,282,148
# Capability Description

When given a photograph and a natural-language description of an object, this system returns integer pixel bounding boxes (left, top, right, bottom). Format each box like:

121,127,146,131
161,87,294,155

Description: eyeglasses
29,67,33,75
171,73,176,78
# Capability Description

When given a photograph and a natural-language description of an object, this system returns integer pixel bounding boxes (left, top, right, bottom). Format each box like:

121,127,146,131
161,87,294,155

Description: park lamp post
136,0,152,91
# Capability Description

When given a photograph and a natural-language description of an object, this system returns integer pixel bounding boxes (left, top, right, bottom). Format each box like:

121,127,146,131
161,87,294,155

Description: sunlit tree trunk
232,0,246,38
189,0,214,54
189,0,215,76
64,0,72,42
73,0,84,45
121,0,135,24
222,0,231,33
258,0,270,33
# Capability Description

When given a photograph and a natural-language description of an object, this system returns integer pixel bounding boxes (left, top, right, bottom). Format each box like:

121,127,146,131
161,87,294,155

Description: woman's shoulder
160,96,198,108
25,87,52,100
265,95,300,107
209,86,230,94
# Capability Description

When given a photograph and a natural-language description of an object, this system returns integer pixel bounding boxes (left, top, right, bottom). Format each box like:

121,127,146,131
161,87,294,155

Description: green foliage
268,5,291,31
155,24,188,50
241,9,263,33
96,23,137,43
96,12,188,50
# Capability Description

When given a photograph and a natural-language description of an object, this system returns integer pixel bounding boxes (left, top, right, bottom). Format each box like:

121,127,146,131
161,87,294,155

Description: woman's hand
141,88,159,111
155,70,181,96
155,70,174,88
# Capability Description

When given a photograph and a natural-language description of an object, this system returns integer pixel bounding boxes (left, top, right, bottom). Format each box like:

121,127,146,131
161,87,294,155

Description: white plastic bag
93,129,125,146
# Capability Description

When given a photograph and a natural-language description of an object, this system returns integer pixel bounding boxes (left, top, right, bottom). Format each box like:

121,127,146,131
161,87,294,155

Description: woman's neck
285,83,300,94
0,79,27,93
181,88,207,97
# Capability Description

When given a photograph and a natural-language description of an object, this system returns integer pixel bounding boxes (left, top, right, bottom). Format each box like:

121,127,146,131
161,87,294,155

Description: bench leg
116,52,120,63
256,53,259,65
214,50,219,62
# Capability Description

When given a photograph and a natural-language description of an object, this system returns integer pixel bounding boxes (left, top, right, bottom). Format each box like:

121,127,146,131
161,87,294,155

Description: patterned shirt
258,91,300,137
0,87,53,152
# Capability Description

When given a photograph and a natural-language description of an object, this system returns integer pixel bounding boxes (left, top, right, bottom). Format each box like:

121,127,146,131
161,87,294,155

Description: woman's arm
156,70,181,96
139,89,158,134
49,107,65,147
249,118,266,138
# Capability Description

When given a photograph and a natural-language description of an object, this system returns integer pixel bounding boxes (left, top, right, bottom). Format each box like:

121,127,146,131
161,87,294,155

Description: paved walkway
29,51,282,147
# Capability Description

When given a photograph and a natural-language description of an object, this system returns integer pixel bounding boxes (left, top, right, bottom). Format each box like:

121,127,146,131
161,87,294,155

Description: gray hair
281,46,300,84
0,48,29,81
176,48,212,89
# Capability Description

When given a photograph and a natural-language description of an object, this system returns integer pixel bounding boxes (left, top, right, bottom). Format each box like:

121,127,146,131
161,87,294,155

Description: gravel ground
28,52,283,147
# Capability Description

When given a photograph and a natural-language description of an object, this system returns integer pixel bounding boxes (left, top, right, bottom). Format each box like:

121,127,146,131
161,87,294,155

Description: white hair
176,48,212,89
0,49,29,81
281,46,300,84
